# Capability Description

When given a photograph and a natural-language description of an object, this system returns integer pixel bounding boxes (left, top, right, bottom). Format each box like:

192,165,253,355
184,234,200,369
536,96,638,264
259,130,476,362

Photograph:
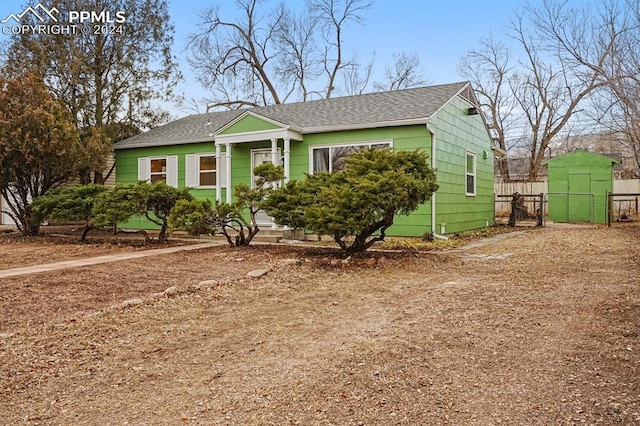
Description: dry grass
0,224,639,424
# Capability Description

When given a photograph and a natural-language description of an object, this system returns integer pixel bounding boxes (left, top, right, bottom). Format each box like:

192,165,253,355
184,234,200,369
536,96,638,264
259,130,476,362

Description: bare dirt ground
1,224,639,425
0,226,185,270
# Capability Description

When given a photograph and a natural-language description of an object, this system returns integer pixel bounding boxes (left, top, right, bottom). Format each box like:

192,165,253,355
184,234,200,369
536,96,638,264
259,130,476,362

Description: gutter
426,121,449,241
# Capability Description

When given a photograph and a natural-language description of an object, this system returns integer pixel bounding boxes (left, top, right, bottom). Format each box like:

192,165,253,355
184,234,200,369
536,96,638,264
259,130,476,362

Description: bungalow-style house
113,82,501,237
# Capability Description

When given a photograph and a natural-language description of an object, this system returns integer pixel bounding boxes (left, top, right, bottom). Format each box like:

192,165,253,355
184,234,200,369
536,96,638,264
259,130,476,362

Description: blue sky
0,0,523,116
169,0,522,111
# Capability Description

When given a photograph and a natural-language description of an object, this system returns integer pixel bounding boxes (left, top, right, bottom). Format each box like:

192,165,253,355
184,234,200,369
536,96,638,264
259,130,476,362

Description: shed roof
115,82,472,150
542,149,620,166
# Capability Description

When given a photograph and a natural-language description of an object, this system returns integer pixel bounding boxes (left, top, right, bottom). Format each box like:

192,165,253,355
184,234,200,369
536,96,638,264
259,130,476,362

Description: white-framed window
309,140,392,174
150,158,167,182
465,151,476,196
138,156,178,187
185,153,227,188
198,155,217,187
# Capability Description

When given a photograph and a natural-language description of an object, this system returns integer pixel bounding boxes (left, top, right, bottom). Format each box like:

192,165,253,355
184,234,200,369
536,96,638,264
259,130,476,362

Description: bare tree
528,0,640,178
373,52,429,92
187,0,374,107
341,54,374,96
503,1,615,180
274,5,321,101
594,1,640,176
187,0,286,108
459,35,517,181
309,0,373,99
460,0,629,181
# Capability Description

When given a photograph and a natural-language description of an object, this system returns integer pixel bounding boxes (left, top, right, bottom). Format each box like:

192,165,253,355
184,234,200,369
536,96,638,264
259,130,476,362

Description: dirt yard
1,225,639,425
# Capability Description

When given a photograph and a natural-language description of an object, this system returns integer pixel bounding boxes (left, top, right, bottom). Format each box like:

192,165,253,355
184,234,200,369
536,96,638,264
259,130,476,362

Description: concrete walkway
0,230,532,279
448,230,529,252
0,242,221,279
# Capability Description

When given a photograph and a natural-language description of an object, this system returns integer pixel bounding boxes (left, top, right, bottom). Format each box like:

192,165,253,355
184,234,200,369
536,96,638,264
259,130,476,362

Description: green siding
544,150,616,224
115,95,496,236
115,142,223,229
428,96,495,234
288,125,433,236
219,115,280,134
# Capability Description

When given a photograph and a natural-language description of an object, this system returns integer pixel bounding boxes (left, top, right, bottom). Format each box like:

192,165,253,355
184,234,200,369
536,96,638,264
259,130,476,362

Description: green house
543,150,618,224
113,82,501,236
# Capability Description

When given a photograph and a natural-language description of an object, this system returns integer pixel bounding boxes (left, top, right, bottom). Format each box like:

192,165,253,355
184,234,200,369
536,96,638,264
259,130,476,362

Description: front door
251,149,278,226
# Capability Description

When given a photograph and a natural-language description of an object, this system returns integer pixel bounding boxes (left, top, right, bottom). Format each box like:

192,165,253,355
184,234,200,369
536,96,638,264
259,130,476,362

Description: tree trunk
80,225,94,242
93,171,105,185
498,157,511,182
158,223,168,242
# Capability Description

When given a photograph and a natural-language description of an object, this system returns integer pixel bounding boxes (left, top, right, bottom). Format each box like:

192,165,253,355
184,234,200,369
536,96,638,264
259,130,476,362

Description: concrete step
204,230,283,244
252,234,282,243
192,227,311,244
258,228,286,236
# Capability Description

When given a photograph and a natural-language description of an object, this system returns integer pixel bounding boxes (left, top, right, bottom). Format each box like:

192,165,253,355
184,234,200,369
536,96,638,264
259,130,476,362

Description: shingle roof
115,82,470,149
114,110,243,149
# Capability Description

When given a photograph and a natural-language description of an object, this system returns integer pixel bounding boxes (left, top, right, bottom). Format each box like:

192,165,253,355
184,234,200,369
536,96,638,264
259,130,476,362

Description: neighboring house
496,156,549,182
113,82,501,236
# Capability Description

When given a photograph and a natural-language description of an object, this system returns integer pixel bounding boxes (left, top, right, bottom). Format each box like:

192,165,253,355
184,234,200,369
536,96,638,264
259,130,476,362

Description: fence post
537,193,544,226
508,192,517,227
607,191,612,227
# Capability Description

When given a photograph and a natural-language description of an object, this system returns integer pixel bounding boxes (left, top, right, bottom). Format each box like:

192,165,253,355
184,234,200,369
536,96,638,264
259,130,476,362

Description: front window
311,141,391,173
466,151,476,196
150,158,167,183
199,155,217,187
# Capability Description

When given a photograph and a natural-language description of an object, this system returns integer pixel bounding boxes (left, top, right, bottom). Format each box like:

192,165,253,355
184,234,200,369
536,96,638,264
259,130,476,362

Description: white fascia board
301,117,430,134
114,136,215,150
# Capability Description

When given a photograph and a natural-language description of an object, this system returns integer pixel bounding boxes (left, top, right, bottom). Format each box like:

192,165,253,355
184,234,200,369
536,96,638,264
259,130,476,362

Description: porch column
270,138,280,229
283,137,291,183
270,138,279,165
215,143,222,202
225,143,232,204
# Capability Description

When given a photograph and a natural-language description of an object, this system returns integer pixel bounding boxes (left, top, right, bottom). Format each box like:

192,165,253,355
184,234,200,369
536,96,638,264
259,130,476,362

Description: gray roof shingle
115,82,469,149
114,110,243,149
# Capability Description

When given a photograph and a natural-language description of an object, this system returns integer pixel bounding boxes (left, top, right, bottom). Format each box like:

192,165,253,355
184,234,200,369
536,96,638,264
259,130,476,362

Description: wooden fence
494,181,546,216
494,179,640,217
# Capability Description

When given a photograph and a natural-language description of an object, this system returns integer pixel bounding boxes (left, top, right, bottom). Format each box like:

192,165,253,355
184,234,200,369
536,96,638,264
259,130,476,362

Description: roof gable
217,111,288,135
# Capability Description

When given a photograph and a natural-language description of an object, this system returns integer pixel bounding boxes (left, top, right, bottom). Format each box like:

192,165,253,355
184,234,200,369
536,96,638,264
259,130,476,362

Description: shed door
568,173,591,222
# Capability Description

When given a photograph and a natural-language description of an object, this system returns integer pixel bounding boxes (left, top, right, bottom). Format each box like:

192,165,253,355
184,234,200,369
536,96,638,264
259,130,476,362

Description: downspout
426,121,449,240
